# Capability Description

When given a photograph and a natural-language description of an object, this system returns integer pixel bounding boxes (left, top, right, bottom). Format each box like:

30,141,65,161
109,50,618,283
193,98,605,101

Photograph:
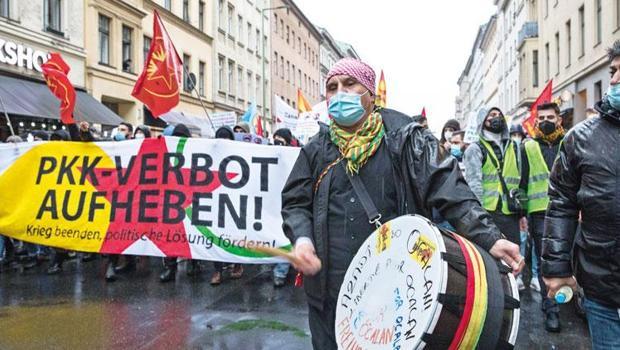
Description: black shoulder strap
342,163,383,228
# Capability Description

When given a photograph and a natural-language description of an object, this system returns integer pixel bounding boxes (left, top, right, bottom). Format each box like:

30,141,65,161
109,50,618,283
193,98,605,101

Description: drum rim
505,267,521,345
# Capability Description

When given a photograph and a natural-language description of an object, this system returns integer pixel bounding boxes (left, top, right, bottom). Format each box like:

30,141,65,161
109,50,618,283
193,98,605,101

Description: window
617,0,620,29
595,81,602,101
280,56,284,79
280,19,284,39
183,54,191,92
596,0,602,44
237,67,243,98
286,25,289,44
292,64,295,86
122,25,133,73
566,20,571,66
256,29,260,53
298,37,301,54
165,0,172,10
274,14,278,33
256,76,261,106
533,50,539,88
183,0,189,22
227,5,234,34
298,68,301,87
544,0,548,17
545,43,550,81
292,30,295,48
304,43,307,59
218,0,224,29
218,56,224,91
98,15,110,65
286,61,290,82
247,23,252,49
238,16,243,42
143,36,151,64
247,71,252,101
199,2,205,31
273,51,278,75
579,6,585,56
555,32,560,75
228,60,234,94
0,0,9,18
199,61,205,96
45,0,62,34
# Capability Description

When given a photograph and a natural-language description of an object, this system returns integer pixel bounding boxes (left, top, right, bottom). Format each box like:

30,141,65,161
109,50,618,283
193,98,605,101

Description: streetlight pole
261,4,288,136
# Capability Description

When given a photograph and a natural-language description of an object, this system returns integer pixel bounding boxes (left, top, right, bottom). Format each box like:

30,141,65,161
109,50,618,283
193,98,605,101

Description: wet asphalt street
0,256,591,350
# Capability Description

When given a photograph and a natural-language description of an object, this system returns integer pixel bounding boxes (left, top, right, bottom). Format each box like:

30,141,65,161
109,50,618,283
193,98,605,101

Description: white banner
211,111,237,129
0,137,301,263
274,95,298,131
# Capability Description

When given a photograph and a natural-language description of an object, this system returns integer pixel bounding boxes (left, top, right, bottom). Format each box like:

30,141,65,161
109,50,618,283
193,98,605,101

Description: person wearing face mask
438,119,461,161
449,130,466,168
464,107,522,247
510,124,526,144
281,58,523,349
542,40,620,349
133,125,152,139
518,102,564,332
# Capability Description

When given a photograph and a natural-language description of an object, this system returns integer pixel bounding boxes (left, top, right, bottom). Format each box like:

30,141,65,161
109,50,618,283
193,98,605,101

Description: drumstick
251,246,301,266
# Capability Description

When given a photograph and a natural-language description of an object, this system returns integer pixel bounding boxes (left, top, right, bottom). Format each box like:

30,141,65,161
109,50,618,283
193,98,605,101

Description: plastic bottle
555,286,574,303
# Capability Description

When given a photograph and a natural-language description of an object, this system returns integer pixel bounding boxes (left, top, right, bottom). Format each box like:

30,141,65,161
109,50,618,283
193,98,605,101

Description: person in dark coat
542,40,620,349
281,58,523,349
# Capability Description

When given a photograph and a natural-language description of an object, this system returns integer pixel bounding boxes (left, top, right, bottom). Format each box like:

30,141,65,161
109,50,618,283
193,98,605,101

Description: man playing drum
281,58,524,349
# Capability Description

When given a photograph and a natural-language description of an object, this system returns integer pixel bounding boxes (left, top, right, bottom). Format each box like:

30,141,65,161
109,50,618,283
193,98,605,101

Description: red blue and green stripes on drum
449,233,489,350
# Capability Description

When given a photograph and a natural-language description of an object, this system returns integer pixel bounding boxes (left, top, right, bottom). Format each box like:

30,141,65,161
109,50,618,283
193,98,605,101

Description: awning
160,111,215,137
0,75,123,126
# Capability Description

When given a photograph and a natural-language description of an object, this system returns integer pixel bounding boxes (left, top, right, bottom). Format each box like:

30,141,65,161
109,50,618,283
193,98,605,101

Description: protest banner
0,137,300,263
210,111,237,129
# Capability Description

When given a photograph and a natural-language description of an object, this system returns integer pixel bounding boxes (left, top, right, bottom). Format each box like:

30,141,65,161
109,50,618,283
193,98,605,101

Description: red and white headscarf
325,58,376,95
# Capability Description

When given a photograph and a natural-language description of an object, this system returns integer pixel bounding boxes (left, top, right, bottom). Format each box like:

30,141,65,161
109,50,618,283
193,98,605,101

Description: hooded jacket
215,126,235,140
281,108,503,309
463,107,514,203
542,97,620,307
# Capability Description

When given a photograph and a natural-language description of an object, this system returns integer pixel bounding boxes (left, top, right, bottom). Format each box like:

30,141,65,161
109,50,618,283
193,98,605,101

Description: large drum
335,215,519,350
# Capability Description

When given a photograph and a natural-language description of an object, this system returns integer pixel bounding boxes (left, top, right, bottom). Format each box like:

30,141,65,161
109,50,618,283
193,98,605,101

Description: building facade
0,0,122,141
85,0,215,132
269,0,320,112
317,26,343,101
212,0,271,131
458,0,620,129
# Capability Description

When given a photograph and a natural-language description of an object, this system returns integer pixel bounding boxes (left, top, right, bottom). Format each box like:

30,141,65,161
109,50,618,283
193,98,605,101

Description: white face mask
444,131,453,140
134,133,145,139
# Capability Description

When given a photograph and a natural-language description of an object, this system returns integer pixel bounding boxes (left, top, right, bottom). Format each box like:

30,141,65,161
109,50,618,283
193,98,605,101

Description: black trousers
530,214,556,310
489,211,520,245
308,297,338,350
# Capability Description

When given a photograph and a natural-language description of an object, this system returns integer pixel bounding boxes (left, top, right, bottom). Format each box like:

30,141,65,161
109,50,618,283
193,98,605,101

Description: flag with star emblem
41,53,76,124
132,10,183,117
376,70,386,108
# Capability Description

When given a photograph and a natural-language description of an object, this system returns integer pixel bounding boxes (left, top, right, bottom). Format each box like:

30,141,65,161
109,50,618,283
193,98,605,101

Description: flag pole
0,94,15,136
181,64,216,133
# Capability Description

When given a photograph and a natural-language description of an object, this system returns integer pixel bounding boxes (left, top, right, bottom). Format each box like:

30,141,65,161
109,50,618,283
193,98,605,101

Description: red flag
523,80,553,136
41,53,76,124
132,10,183,117
421,107,426,117
255,114,264,136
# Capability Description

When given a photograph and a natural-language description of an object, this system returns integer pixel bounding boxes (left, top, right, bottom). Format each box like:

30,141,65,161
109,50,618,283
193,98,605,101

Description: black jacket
281,108,502,309
542,98,620,307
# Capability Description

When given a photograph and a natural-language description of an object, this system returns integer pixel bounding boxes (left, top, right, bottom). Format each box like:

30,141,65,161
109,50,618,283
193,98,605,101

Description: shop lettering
0,38,49,72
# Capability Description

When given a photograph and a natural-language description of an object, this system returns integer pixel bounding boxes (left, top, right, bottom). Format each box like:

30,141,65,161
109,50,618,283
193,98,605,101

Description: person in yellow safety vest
519,102,565,333
464,107,522,246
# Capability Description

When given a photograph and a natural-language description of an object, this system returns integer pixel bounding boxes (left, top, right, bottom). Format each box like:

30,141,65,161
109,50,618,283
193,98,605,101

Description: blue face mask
450,145,463,159
607,84,620,111
113,133,126,141
328,90,369,127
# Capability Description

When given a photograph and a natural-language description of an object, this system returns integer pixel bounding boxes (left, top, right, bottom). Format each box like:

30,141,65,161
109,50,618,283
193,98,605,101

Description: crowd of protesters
3,40,620,350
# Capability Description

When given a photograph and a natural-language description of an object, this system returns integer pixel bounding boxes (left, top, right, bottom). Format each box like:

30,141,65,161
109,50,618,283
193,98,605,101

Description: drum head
335,215,448,350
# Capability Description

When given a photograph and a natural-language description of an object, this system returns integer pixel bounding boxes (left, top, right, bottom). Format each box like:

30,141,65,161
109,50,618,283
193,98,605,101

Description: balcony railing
517,22,538,48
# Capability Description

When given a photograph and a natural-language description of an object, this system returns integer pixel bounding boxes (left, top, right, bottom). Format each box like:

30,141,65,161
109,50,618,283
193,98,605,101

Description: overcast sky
295,0,496,135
